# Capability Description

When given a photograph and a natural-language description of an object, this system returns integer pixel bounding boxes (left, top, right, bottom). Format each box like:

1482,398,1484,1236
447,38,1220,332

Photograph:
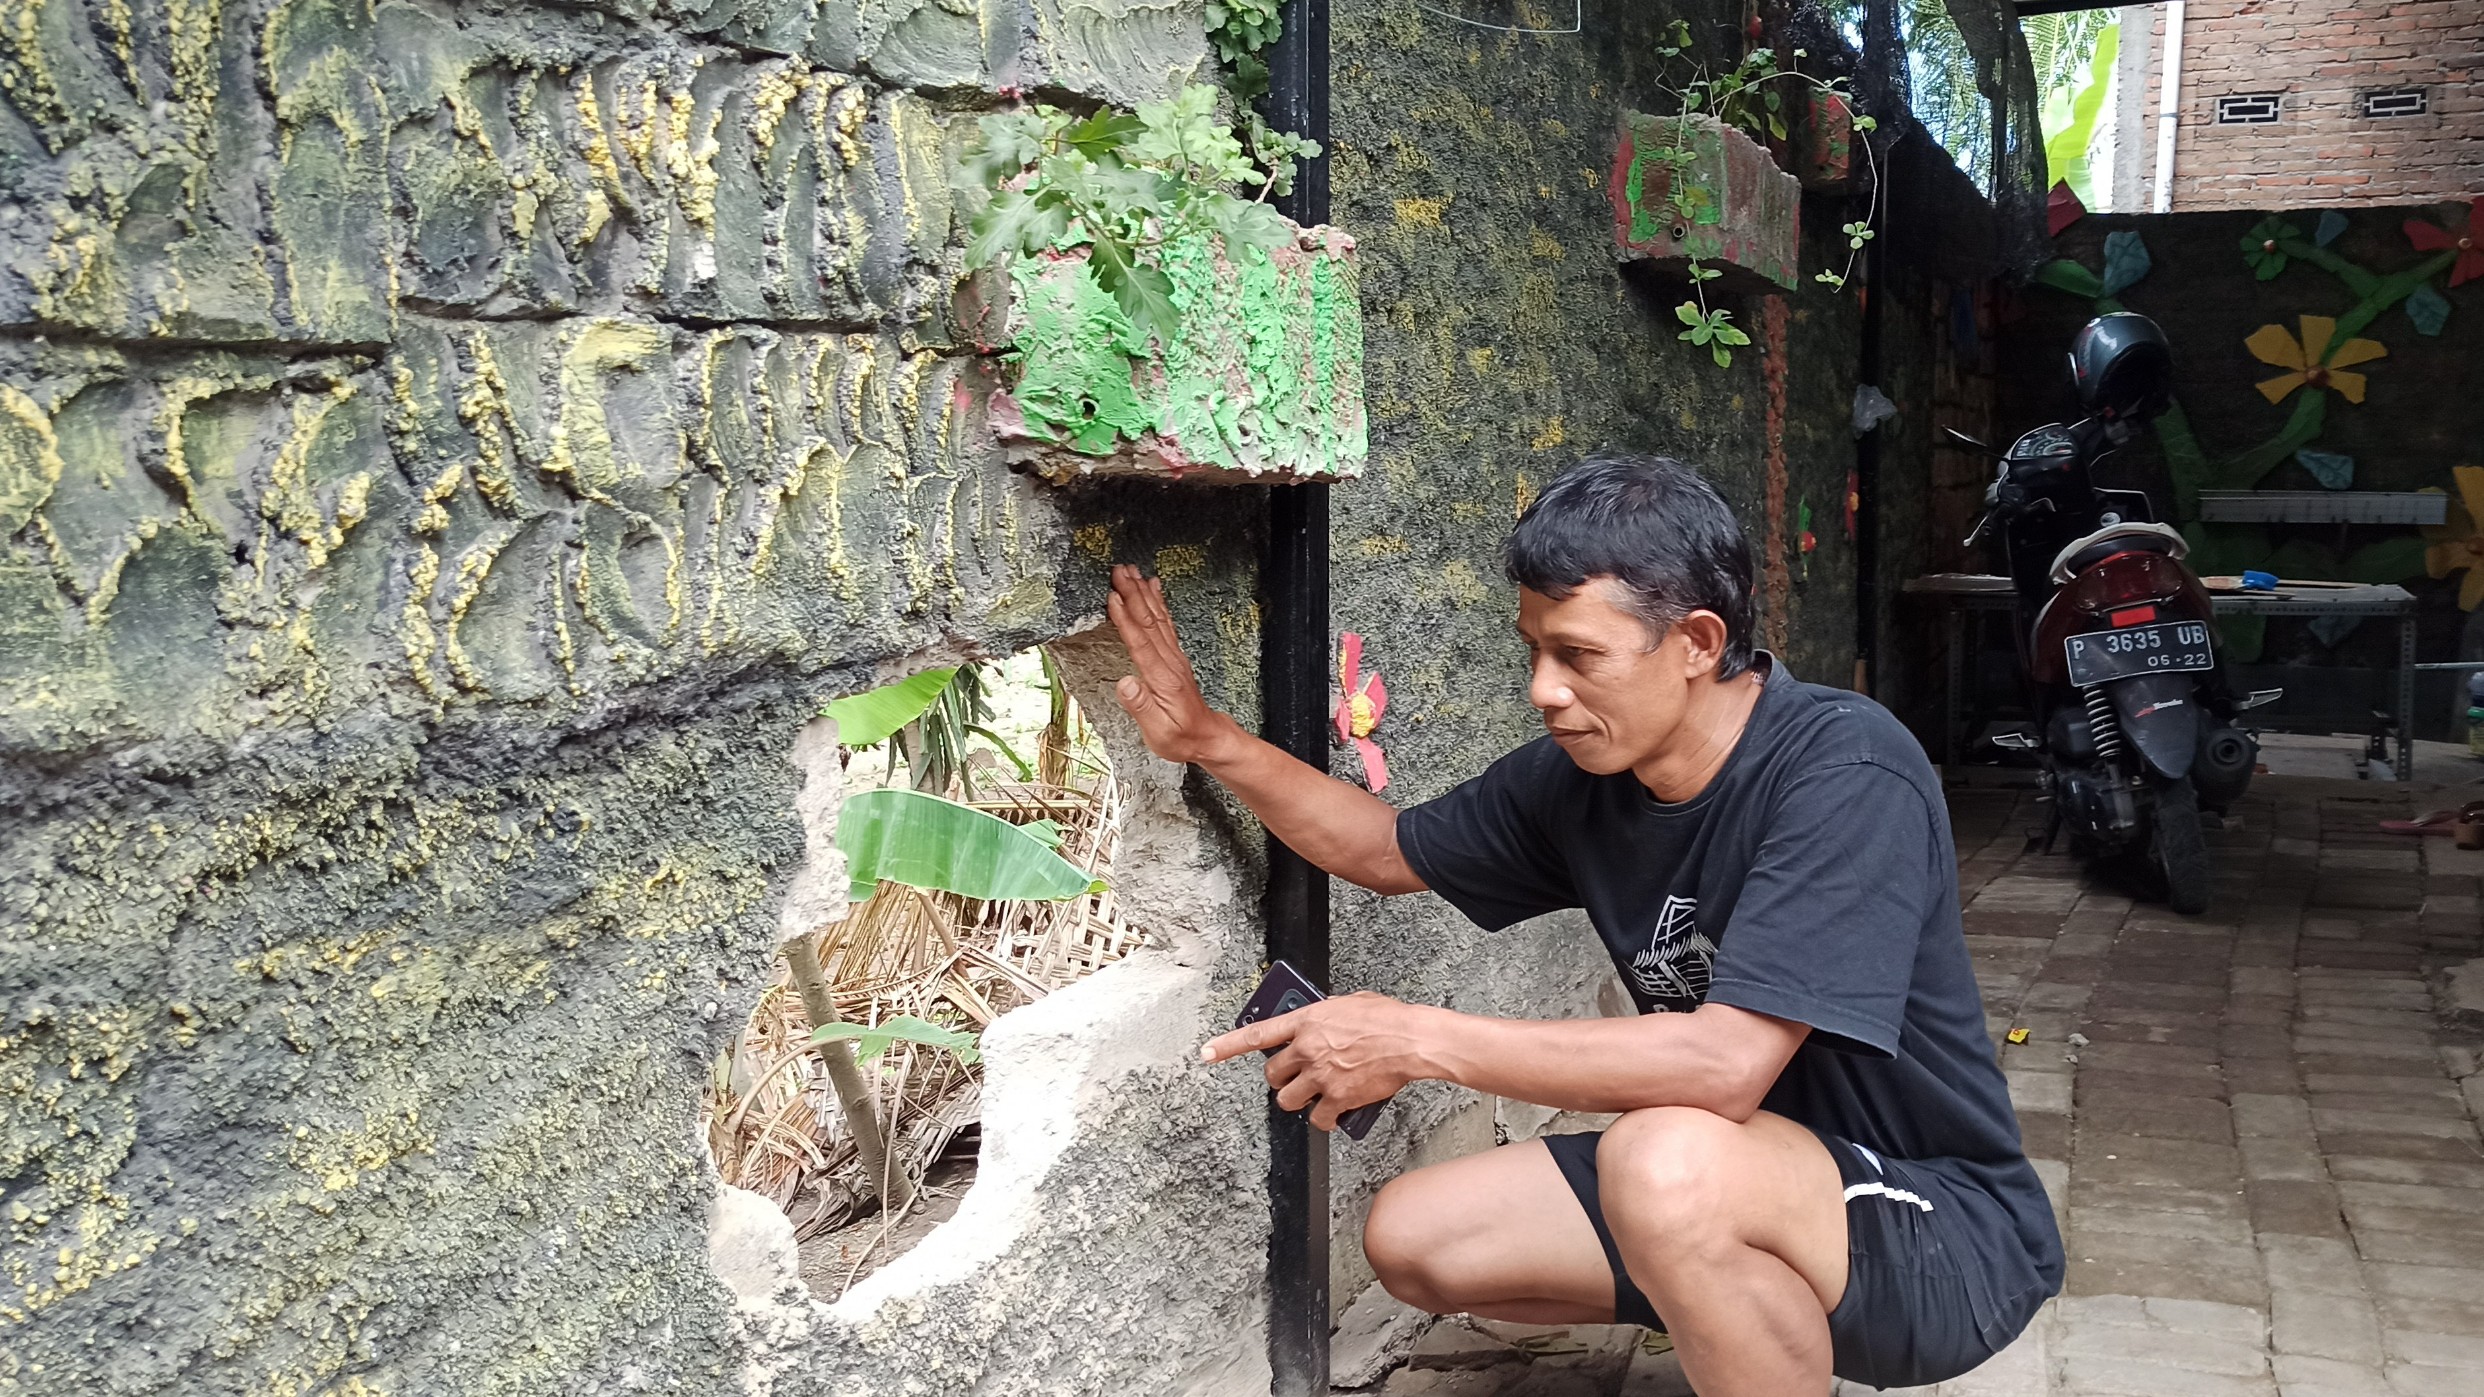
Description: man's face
1516,579,1707,775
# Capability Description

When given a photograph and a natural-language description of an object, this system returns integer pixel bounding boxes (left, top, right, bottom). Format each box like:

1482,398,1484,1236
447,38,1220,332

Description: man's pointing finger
1200,1016,1293,1064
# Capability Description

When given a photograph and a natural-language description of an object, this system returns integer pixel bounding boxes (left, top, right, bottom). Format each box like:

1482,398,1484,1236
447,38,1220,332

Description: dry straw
703,758,1142,1244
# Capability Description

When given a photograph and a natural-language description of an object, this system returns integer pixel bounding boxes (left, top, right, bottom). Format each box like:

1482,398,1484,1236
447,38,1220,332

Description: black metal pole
1854,146,1890,694
1262,1,1331,1392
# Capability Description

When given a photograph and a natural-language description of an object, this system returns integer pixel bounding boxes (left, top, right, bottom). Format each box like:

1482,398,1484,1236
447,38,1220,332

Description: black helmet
2067,312,2174,424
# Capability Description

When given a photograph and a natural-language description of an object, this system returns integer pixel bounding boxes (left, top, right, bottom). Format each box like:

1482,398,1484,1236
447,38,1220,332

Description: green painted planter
989,224,1367,485
1610,111,1802,294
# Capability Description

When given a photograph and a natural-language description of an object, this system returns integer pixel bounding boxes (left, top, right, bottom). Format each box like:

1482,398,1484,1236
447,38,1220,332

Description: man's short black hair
1503,452,1758,679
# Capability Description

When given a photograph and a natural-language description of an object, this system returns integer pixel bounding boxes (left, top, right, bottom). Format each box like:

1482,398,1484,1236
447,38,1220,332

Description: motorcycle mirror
1941,426,1994,453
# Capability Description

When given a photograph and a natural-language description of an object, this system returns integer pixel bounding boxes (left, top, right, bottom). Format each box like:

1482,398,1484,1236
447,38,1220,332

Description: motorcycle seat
2048,520,2190,584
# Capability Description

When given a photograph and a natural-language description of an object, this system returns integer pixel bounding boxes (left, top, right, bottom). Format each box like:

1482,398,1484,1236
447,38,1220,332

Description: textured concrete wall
1,0,1962,1390
0,0,1302,1391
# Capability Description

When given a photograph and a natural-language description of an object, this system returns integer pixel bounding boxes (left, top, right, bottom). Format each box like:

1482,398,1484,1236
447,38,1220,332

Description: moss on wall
0,0,1283,1391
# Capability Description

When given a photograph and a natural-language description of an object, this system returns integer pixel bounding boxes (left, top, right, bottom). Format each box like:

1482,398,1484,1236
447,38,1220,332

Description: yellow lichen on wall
0,3,1210,1388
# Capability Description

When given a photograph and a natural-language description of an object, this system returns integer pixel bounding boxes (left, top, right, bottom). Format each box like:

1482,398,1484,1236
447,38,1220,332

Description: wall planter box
1610,111,1801,294
988,224,1367,486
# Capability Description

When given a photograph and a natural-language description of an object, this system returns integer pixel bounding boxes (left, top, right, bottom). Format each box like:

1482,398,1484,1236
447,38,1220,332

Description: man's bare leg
1599,1106,1850,1397
1360,1110,1849,1389
1360,1139,1619,1324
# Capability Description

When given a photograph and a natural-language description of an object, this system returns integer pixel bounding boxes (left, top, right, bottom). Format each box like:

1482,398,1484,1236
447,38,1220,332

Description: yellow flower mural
2244,314,2387,405
2423,467,2484,610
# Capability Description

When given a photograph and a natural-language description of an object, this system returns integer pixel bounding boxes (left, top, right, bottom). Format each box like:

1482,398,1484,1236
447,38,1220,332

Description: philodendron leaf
836,787,1097,903
824,668,958,748
811,1015,982,1066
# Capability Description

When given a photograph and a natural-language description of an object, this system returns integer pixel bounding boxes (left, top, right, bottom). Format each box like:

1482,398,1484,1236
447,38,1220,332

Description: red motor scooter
1958,314,2278,914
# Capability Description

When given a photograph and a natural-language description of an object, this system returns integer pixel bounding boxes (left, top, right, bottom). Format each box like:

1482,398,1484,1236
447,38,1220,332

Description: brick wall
2139,0,2482,210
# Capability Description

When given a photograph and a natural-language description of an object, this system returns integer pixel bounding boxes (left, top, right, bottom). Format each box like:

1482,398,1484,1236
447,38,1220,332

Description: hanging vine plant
1614,22,1883,371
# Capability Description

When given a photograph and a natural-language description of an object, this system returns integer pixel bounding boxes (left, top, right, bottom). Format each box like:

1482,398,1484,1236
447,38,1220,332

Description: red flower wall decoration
2405,196,2484,288
1333,632,1389,793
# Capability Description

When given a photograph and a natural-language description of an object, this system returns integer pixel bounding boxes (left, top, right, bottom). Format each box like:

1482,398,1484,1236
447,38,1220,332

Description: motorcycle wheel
2153,777,2212,916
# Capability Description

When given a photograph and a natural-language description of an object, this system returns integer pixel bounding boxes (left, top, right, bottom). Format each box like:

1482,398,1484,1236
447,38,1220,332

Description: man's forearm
1195,719,1426,894
1404,1002,1798,1121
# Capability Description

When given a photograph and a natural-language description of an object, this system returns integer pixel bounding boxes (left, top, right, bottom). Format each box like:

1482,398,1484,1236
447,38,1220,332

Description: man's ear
1670,610,1730,679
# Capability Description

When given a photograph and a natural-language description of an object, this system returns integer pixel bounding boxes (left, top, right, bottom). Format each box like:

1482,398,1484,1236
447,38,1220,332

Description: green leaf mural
836,787,1099,903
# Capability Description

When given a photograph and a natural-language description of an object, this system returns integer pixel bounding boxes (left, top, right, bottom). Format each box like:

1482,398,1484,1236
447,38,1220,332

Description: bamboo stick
784,931,914,1212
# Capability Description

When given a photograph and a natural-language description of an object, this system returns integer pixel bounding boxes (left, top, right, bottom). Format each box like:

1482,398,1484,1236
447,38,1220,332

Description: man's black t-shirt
1394,658,2062,1290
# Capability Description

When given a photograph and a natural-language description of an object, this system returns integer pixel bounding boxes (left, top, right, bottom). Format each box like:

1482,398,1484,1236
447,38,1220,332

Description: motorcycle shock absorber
2082,685,2124,761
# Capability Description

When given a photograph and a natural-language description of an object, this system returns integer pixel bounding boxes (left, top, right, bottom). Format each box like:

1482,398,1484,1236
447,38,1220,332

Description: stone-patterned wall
0,2,1299,1393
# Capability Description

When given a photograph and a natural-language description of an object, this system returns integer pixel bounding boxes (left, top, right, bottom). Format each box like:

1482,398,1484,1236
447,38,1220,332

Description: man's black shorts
1542,1130,2053,1388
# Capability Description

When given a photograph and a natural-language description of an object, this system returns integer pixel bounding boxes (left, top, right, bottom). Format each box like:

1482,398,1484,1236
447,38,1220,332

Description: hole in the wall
700,644,1143,1302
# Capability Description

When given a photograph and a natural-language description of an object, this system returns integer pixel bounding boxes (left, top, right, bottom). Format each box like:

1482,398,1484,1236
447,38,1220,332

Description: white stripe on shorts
1843,1180,1936,1212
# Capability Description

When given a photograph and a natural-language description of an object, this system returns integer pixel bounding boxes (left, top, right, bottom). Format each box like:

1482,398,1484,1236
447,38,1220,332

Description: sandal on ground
2456,802,2484,850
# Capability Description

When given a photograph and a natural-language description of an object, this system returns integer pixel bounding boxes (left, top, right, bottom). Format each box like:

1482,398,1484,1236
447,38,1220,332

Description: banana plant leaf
811,1015,982,1065
823,668,958,748
836,787,1099,903
2041,22,2118,208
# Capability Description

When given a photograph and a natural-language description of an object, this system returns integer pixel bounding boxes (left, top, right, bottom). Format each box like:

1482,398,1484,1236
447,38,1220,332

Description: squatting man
1103,454,2059,1394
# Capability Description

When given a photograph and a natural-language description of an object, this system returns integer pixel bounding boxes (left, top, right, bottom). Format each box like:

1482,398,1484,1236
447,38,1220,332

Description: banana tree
791,671,1101,1214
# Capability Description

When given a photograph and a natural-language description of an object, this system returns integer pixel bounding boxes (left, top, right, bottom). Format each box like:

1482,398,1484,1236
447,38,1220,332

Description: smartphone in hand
1235,959,1386,1140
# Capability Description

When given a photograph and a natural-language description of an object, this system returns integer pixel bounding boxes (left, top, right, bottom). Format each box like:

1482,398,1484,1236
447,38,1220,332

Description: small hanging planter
988,224,1368,486
1610,110,1801,294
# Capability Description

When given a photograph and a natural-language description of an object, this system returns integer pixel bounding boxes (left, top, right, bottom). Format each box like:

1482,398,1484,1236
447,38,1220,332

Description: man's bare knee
1596,1106,1740,1252
1362,1174,1454,1313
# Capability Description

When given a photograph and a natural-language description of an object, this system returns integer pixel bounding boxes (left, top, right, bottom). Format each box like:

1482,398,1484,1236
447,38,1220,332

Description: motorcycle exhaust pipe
2195,724,2257,809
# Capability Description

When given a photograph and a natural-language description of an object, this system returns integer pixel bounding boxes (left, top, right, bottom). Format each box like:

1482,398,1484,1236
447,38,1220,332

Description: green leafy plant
1675,289,1751,368
898,661,991,798
1679,37,1798,145
1645,23,1884,368
1207,0,1283,99
836,787,1100,904
2036,19,2118,208
824,666,958,747
960,84,1320,346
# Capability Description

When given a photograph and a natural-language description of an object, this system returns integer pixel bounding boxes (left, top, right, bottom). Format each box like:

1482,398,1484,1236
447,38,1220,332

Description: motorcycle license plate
2064,620,2216,687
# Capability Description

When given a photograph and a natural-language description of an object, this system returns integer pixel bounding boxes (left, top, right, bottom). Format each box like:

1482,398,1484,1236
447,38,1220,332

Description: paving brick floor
1358,774,2484,1397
